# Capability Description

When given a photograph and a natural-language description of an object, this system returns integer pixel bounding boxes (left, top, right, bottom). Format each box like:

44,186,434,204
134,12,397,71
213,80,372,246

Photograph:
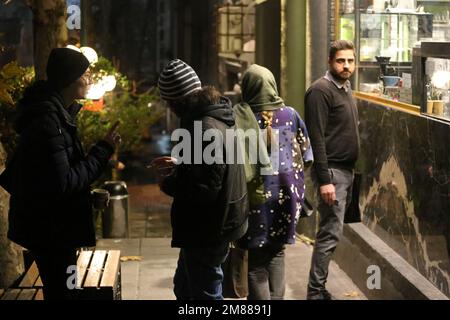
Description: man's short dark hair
329,40,355,60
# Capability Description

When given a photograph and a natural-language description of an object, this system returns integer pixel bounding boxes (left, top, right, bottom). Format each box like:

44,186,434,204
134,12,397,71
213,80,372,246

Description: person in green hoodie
235,64,313,300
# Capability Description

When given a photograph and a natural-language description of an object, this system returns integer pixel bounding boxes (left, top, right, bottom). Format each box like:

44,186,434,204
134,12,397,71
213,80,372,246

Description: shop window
338,0,450,113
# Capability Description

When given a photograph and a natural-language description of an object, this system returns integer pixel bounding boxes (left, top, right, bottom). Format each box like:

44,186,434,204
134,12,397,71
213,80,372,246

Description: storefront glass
338,0,450,121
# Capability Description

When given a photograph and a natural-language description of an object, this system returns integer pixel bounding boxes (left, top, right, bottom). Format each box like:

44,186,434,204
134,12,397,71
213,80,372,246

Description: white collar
324,71,351,92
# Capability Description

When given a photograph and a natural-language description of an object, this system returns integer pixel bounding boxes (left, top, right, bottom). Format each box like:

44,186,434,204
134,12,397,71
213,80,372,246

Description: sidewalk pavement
96,238,367,300
101,182,366,300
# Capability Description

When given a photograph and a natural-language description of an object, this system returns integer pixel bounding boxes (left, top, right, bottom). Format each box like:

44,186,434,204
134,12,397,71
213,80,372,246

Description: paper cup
92,189,110,210
426,101,434,114
434,101,444,116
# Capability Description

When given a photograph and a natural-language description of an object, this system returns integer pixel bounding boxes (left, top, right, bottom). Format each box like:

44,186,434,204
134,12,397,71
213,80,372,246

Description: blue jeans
174,242,229,300
308,168,354,295
248,243,286,300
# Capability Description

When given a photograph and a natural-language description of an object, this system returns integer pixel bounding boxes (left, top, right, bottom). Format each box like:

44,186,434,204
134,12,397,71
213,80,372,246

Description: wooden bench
18,261,43,289
18,250,121,300
76,250,122,300
0,288,44,300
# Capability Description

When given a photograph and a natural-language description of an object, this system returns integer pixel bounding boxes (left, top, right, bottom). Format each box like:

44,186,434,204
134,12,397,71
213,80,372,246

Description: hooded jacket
0,81,114,249
236,65,314,248
161,97,248,248
241,64,284,112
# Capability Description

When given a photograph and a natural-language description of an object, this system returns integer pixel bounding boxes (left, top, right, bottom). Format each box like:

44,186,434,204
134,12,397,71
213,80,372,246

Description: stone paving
96,183,366,300
96,238,367,300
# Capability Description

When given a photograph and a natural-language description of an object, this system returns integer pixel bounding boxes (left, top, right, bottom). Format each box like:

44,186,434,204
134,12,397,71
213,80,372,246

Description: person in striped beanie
154,59,249,300
158,59,202,101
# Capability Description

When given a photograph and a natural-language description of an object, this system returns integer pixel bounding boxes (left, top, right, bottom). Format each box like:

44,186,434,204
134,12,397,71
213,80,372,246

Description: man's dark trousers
307,168,354,295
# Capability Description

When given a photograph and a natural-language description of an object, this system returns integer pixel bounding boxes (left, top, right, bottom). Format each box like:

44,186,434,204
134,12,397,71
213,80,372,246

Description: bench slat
100,250,121,288
77,250,93,288
34,289,44,300
35,276,43,287
1,289,21,300
84,250,107,288
19,262,39,288
17,289,37,300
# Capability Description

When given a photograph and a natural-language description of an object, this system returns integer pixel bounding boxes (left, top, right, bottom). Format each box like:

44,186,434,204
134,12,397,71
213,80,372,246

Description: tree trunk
27,0,68,80
0,143,23,288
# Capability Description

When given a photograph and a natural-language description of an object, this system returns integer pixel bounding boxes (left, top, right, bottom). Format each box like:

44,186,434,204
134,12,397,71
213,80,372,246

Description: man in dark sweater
305,40,360,300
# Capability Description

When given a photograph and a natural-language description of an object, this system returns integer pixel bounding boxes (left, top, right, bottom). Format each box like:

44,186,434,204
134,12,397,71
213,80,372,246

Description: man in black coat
154,59,248,300
0,48,121,300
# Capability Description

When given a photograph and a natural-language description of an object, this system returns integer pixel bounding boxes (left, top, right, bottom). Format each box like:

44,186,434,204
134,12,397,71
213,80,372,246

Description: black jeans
247,243,286,300
32,248,78,300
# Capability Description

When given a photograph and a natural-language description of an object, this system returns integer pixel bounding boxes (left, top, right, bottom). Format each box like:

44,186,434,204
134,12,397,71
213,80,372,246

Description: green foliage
77,88,164,153
0,62,35,154
0,57,164,158
77,57,164,153
90,56,130,91
430,86,443,101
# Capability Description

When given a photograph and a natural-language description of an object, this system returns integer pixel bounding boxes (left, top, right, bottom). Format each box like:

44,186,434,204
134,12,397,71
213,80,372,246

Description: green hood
233,102,273,176
233,102,273,206
241,64,284,112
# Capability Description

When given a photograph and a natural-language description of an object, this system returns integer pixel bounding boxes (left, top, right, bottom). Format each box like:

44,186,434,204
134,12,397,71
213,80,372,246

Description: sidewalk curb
333,223,449,300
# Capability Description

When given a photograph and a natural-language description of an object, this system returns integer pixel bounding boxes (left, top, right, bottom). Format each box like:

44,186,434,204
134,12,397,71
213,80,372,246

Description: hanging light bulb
80,46,98,65
85,83,106,100
101,75,117,92
431,70,450,90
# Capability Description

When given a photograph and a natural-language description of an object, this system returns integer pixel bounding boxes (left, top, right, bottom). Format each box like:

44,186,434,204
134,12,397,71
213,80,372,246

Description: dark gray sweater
304,77,360,186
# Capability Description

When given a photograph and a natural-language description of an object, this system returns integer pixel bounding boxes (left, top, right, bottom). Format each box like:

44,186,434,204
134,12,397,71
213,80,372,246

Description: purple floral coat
240,106,313,249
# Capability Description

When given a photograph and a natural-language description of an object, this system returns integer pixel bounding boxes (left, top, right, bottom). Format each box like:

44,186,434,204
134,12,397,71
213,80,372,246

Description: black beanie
46,48,90,90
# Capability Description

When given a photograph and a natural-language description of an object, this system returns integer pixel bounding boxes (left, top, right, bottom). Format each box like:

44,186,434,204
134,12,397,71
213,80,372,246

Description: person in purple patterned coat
235,64,313,300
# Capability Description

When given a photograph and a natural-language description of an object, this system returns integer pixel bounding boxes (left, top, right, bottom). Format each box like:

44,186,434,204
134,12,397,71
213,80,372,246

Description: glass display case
357,12,432,63
414,41,450,121
338,0,450,106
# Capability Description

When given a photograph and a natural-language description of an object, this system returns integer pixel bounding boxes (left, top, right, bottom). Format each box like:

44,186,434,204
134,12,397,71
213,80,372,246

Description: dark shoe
307,290,335,300
321,290,336,300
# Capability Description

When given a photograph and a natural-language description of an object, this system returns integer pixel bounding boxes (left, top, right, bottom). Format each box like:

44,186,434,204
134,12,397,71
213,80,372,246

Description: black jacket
0,81,114,249
161,97,248,248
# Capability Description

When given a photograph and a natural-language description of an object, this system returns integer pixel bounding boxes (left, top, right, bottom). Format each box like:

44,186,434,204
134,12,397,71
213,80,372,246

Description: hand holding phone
103,121,121,148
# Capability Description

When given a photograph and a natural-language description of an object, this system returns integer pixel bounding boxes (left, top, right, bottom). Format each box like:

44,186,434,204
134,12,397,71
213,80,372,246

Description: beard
331,69,352,81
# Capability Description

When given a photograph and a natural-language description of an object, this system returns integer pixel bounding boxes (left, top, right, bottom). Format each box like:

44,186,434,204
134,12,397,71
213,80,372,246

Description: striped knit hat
158,59,202,101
